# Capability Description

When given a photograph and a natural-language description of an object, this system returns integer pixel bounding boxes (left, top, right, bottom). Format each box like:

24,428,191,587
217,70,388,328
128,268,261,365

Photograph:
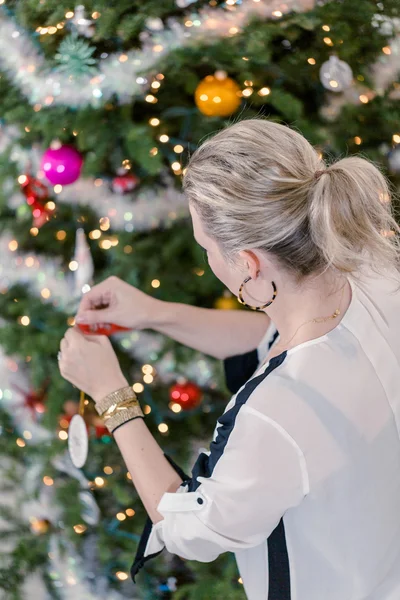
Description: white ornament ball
319,56,353,93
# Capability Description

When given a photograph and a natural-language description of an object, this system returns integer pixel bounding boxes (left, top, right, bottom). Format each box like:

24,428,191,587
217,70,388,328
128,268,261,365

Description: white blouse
132,267,400,600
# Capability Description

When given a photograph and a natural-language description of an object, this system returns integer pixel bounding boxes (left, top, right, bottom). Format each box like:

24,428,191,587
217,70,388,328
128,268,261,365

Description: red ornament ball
169,381,203,411
112,172,139,194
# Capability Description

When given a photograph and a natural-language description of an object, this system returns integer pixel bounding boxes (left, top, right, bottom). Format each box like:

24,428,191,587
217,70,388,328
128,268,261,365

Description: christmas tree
0,0,400,598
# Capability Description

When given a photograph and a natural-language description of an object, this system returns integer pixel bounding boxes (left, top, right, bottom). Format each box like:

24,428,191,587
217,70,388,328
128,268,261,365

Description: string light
41,288,51,299
133,383,144,393
393,134,400,144
145,94,158,103
73,524,87,534
16,438,26,447
149,118,160,126
322,25,330,31
19,316,30,326
323,37,333,46
126,508,135,516
65,11,74,18
242,87,253,97
174,145,184,153
43,476,54,486
116,572,128,581
382,46,391,55
171,162,181,172
272,10,283,17
151,279,160,288
54,184,62,193
104,466,113,474
94,477,105,487
126,472,132,480
23,430,32,439
170,402,182,413
151,81,161,89
119,54,128,63
8,240,18,251
58,430,68,440
56,230,67,240
69,260,78,271
116,512,126,521
143,405,151,415
99,217,110,231
158,423,169,433
159,134,169,143
143,374,154,384
30,227,39,236
307,57,316,65
359,94,369,104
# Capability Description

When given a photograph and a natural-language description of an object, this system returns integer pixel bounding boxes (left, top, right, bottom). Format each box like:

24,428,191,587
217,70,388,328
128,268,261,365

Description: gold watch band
95,386,138,416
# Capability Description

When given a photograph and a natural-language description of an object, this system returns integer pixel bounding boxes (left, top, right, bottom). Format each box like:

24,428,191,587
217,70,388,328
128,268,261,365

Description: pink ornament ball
41,145,83,186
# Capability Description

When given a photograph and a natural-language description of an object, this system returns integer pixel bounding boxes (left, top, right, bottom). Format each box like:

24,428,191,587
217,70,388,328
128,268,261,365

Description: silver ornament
319,55,353,93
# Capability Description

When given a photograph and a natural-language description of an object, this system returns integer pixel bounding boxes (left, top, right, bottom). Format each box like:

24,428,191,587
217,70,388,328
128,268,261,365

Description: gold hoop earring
237,277,278,311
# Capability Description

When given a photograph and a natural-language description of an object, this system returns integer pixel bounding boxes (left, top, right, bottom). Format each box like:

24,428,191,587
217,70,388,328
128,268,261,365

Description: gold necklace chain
260,281,346,368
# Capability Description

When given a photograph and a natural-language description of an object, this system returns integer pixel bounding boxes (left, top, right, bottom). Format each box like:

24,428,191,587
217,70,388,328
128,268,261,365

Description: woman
59,119,400,600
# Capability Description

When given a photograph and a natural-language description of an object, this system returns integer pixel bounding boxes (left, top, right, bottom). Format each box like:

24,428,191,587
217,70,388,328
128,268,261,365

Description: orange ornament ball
195,73,241,117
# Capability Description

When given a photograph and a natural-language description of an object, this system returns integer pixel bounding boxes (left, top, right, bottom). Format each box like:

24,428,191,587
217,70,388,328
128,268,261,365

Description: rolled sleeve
131,405,308,581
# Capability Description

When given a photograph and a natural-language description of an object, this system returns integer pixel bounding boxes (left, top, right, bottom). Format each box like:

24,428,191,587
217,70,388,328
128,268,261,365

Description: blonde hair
183,118,400,288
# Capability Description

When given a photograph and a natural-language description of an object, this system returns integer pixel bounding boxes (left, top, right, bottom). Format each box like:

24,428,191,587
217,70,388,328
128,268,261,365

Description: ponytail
308,156,400,286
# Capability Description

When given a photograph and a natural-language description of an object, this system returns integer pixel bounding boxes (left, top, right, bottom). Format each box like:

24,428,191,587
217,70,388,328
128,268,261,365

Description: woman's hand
59,327,128,403
75,276,160,330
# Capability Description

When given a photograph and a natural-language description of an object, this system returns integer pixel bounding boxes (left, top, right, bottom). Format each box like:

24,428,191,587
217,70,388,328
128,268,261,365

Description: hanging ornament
111,169,140,194
20,174,55,228
12,380,49,419
55,33,97,78
30,517,51,535
68,392,89,469
195,72,241,117
71,5,96,38
73,228,94,295
388,146,400,175
169,380,203,411
41,142,83,186
214,292,241,310
319,56,353,93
